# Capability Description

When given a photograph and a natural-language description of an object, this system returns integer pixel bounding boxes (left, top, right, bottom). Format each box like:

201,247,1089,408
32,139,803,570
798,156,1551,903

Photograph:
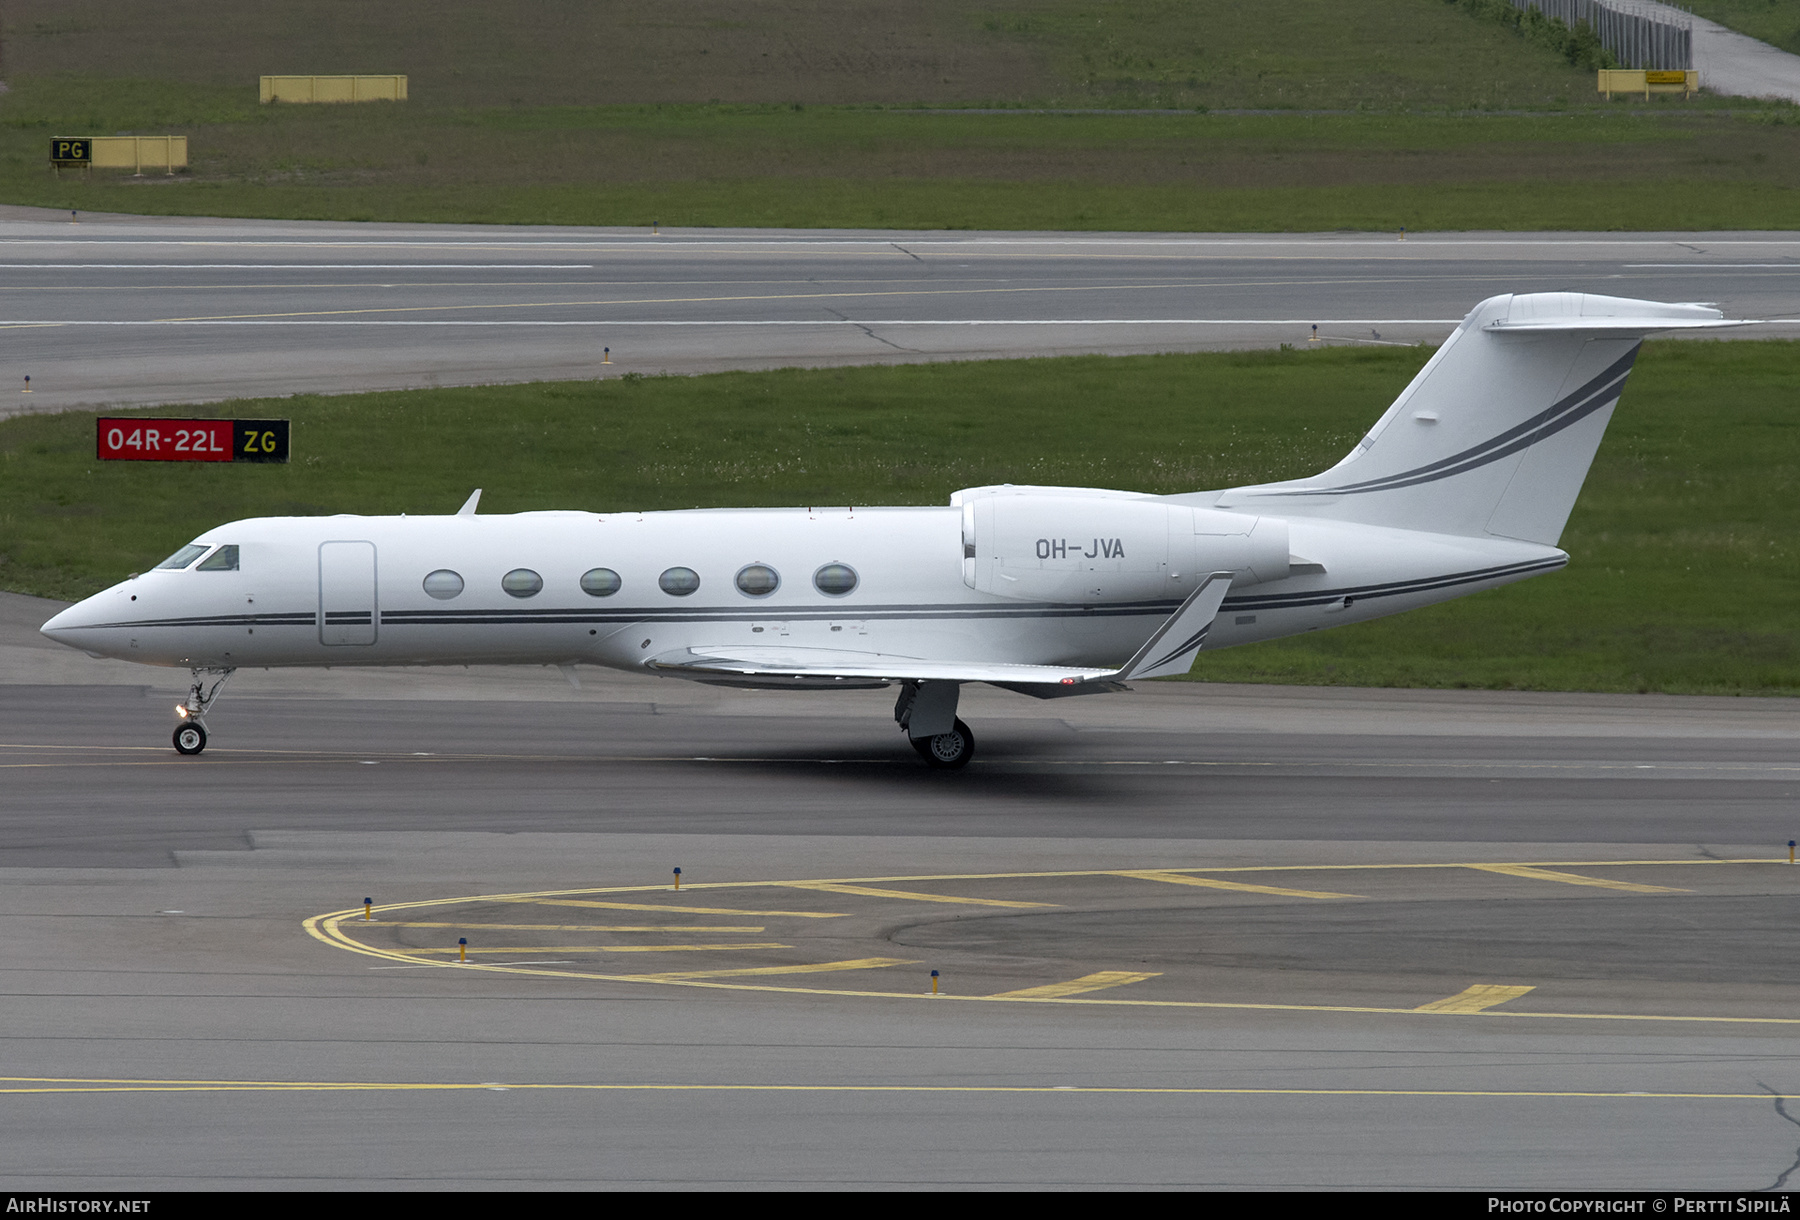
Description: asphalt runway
5,590,1800,1189
2,206,1797,416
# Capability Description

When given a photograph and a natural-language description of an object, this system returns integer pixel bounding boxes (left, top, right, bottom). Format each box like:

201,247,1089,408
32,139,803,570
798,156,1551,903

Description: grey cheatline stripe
377,601,1180,626
1221,557,1565,613
1266,346,1640,499
77,560,1563,635
81,612,317,629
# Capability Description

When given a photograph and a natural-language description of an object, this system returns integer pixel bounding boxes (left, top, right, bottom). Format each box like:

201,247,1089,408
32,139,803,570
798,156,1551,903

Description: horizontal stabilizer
1484,315,1746,337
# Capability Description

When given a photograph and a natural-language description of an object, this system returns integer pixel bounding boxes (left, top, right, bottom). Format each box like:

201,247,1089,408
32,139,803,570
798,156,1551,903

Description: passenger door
319,541,378,646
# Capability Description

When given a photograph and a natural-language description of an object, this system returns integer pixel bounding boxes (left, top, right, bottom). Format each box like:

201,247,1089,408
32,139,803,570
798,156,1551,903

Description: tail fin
1218,293,1732,545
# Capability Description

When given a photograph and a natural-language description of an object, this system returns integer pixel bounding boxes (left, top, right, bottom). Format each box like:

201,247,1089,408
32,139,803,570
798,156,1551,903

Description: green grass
4,343,1795,696
7,89,1800,230
6,2,1800,231
2,0,1630,111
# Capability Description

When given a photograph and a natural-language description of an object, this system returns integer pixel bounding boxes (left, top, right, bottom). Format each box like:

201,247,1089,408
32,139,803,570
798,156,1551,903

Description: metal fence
1507,0,1693,69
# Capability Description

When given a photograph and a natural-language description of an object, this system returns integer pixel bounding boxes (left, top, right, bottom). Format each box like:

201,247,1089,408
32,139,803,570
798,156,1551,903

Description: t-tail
1216,293,1737,546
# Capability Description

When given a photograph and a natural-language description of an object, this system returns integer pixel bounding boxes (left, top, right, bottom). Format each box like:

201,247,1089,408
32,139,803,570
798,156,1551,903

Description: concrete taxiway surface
4,589,1800,1188
2,207,1797,416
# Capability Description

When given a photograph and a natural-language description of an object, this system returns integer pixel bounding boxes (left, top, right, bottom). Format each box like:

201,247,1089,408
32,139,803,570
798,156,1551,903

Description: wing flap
647,645,1117,686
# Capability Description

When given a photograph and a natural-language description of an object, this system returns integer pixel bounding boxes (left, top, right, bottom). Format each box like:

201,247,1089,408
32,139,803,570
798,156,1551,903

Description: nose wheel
910,718,975,769
171,667,233,756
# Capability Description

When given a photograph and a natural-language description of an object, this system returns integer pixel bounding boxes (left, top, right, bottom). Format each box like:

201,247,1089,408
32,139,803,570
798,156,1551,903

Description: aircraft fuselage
43,505,1563,676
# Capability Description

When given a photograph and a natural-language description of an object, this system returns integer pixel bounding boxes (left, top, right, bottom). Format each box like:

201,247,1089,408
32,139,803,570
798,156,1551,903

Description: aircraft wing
647,644,1119,687
646,572,1236,691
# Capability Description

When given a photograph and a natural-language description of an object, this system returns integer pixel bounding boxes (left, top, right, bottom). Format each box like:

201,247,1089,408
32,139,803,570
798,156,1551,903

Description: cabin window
813,562,858,597
423,570,464,600
580,568,622,597
501,568,543,598
196,545,240,572
734,564,780,598
155,543,209,571
658,567,700,597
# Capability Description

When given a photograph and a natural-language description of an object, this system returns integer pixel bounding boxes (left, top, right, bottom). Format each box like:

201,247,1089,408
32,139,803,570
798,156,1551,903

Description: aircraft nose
39,603,83,644
40,595,109,649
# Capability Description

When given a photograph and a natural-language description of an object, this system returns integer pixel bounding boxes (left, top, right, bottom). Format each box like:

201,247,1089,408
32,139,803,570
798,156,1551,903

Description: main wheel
173,722,207,756
917,718,975,770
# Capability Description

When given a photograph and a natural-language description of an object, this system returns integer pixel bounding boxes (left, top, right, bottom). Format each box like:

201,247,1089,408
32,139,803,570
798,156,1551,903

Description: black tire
919,718,975,770
173,722,207,756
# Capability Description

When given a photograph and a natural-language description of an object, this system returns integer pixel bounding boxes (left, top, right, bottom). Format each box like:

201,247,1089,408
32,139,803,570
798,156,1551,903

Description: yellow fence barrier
1599,68,1698,98
260,75,408,104
51,136,188,175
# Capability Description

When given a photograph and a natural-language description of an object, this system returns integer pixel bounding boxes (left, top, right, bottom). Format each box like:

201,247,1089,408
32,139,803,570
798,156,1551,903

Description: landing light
175,705,189,718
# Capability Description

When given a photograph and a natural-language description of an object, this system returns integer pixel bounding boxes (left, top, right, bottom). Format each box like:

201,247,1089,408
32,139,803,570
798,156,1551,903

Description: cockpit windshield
196,545,239,572
154,543,210,571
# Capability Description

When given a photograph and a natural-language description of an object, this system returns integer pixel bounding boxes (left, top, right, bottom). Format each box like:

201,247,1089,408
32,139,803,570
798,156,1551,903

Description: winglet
456,489,482,516
1114,572,1235,681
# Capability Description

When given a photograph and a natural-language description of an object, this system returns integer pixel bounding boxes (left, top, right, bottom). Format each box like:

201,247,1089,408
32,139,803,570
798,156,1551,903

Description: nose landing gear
172,667,234,756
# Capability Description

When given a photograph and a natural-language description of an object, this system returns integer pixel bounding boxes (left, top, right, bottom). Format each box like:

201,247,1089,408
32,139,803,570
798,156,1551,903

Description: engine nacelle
953,487,1288,603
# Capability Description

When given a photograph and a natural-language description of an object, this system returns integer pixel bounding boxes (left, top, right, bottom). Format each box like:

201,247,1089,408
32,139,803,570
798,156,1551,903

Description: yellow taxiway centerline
1464,863,1689,893
1110,869,1360,900
378,923,767,932
1414,985,1538,1014
301,856,1787,906
520,899,848,918
406,943,791,954
991,971,1162,999
775,881,1055,908
304,853,1800,1026
621,957,917,981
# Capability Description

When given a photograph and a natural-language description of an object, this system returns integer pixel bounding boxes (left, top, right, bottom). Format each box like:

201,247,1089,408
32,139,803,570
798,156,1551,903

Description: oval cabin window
735,564,780,598
501,568,543,598
658,567,701,597
813,563,858,596
580,568,622,597
422,569,464,600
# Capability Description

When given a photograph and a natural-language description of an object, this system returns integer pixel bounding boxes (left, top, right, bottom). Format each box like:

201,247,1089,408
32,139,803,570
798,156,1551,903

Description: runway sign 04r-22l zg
96,418,289,463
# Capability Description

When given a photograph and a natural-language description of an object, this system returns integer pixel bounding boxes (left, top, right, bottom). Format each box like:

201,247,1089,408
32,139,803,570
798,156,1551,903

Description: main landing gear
895,680,974,770
910,718,975,769
172,667,234,756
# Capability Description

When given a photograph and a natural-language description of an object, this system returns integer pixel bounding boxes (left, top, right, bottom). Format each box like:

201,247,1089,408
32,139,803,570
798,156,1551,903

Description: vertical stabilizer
1215,293,1729,545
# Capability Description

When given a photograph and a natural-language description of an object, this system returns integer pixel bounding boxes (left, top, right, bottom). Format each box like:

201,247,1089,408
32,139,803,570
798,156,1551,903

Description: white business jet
40,293,1740,767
